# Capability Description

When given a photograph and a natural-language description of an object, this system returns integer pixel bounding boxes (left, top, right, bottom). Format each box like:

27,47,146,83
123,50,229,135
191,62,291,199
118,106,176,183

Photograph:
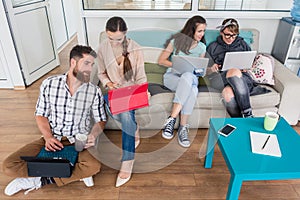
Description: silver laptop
172,55,209,76
221,51,257,71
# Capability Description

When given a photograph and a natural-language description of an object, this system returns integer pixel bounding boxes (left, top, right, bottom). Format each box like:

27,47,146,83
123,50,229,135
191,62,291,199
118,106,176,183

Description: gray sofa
92,29,300,130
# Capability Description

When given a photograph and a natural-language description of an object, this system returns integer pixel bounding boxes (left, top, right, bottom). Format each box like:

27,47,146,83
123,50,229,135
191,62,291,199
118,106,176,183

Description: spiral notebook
250,131,281,157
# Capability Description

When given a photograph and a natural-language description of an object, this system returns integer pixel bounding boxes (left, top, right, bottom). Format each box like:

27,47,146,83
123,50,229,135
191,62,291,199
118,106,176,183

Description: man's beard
73,65,90,83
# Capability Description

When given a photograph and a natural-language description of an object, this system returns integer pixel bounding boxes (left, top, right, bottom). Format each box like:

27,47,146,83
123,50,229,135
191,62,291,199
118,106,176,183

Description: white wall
49,0,68,49
79,0,293,53
84,17,282,53
0,1,25,89
63,0,79,38
49,0,80,50
266,0,293,10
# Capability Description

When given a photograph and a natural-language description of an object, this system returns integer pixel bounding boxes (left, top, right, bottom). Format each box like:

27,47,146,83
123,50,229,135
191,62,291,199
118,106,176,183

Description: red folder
108,83,149,115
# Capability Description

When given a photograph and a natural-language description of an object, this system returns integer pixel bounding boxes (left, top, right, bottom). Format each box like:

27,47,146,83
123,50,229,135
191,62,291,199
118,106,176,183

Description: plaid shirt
35,74,106,143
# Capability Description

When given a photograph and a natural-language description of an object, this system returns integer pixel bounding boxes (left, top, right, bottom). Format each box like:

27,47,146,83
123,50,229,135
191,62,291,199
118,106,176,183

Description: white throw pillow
248,54,275,85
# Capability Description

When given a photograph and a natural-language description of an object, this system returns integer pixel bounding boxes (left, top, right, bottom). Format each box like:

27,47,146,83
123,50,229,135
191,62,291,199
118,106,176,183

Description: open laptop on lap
172,55,209,76
221,51,257,71
21,145,78,177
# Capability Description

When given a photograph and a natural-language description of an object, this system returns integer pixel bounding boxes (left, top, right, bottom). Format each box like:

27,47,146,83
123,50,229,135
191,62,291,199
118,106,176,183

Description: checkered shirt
35,74,106,143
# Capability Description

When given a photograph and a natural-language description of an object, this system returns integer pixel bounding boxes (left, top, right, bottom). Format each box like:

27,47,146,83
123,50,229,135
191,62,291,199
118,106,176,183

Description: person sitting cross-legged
2,45,106,196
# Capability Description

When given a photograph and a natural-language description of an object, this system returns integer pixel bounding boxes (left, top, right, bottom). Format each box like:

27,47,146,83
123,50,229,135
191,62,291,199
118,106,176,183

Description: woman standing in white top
97,16,147,187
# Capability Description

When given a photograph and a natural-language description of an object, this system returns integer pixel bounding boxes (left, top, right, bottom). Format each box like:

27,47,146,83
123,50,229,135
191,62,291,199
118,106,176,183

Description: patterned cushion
248,54,275,85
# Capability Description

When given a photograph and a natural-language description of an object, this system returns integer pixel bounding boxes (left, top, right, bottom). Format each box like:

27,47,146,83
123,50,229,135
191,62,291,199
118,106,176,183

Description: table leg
204,128,217,168
226,174,243,200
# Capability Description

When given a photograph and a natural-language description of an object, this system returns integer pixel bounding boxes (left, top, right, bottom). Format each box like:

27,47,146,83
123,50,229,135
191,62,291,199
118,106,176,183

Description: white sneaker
4,177,41,196
80,176,94,187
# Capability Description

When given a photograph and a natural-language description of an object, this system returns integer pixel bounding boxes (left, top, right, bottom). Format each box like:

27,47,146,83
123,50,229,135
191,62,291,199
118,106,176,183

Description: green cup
264,112,279,131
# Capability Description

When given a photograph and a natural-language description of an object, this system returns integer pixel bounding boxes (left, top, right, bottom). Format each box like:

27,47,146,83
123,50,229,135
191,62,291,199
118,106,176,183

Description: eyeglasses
222,32,238,39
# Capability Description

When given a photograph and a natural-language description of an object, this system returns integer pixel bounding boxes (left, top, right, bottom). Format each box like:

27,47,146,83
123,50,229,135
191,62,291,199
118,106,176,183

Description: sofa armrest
273,58,300,125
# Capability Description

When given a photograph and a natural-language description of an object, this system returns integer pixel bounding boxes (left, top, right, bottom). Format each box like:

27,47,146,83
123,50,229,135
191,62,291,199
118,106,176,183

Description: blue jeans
105,99,137,161
163,71,198,115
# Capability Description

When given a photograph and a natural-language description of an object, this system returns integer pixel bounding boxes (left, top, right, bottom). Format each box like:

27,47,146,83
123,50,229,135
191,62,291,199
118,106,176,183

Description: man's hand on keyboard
44,136,63,152
85,134,96,149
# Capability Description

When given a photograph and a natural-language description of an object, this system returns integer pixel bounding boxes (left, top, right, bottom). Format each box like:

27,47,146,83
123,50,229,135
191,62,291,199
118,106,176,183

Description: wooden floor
1,38,300,199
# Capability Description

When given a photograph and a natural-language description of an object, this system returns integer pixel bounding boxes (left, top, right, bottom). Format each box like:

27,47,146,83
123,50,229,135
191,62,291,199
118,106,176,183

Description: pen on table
261,135,271,150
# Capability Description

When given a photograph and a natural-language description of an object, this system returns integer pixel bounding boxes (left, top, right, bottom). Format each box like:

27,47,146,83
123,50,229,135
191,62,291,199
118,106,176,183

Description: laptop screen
222,51,257,71
172,55,209,76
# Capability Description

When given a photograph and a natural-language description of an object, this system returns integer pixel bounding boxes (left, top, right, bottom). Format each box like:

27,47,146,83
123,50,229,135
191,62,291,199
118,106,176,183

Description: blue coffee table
204,117,300,200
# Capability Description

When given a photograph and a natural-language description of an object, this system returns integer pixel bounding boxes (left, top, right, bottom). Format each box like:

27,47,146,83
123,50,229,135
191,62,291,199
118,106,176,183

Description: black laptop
21,146,78,178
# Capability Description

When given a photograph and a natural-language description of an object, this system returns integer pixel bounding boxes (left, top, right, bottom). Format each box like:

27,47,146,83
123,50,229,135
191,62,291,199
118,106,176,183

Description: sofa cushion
145,62,210,86
148,83,171,96
127,30,174,49
147,74,164,85
145,62,166,74
199,77,210,86
195,85,279,110
138,85,280,115
250,86,280,108
137,93,174,115
145,62,166,84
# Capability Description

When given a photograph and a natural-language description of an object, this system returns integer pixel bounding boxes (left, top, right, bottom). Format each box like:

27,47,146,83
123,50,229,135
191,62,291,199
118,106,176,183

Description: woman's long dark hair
164,15,206,55
106,16,133,81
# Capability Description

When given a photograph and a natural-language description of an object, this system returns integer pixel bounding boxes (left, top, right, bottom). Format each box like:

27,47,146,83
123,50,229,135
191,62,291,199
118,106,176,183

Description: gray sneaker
242,108,254,118
177,124,190,148
162,117,176,139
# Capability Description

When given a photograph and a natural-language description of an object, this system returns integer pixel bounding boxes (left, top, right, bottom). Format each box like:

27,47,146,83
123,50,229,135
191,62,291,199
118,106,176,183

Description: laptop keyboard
37,146,78,166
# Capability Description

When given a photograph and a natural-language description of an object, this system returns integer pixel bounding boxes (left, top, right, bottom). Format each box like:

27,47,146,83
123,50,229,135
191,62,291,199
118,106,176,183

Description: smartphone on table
218,124,236,137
